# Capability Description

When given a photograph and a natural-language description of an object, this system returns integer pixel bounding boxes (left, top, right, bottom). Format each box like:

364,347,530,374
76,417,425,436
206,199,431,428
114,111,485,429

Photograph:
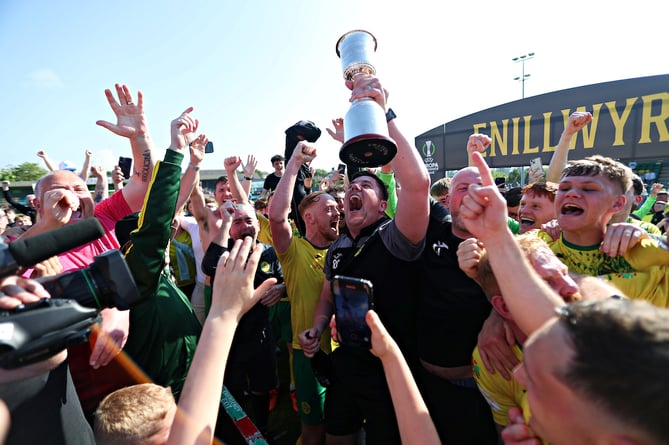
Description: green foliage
508,168,521,185
1,163,48,182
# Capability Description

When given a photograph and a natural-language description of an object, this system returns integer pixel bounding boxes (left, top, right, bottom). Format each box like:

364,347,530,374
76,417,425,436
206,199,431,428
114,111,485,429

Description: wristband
244,176,253,181
385,108,396,122
188,164,200,171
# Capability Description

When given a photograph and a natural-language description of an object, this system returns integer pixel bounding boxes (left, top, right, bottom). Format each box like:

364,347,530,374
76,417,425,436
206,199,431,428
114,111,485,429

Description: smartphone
332,275,374,349
528,157,544,181
118,156,132,179
205,141,214,153
337,163,346,175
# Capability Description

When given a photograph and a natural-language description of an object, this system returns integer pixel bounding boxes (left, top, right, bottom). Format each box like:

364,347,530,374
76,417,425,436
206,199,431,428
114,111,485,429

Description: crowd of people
0,73,668,445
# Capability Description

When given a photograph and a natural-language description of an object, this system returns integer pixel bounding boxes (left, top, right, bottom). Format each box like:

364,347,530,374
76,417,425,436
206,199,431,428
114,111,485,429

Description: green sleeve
125,149,184,296
377,171,397,219
633,195,656,219
508,217,520,234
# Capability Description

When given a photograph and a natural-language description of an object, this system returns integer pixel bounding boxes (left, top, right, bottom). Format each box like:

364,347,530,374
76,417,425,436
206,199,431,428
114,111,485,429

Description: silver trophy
336,30,397,167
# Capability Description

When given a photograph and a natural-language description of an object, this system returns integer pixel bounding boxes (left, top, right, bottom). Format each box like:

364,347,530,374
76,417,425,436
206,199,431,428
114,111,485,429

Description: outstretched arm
241,155,257,198
346,75,430,244
168,238,277,445
95,83,156,211
90,165,109,203
460,152,564,334
367,310,440,445
224,156,249,204
79,150,92,181
36,150,56,171
545,112,592,183
176,135,206,214
269,141,316,254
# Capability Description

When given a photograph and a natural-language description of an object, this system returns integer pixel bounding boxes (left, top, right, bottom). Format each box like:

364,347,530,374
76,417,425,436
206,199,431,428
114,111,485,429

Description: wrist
243,176,253,181
188,163,200,171
385,108,396,122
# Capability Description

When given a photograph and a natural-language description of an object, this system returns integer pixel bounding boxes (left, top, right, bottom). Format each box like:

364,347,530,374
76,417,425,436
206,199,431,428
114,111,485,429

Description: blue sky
1,0,667,175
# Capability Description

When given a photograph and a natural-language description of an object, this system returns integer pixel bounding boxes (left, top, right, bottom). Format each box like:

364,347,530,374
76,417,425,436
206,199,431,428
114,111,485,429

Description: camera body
0,249,141,369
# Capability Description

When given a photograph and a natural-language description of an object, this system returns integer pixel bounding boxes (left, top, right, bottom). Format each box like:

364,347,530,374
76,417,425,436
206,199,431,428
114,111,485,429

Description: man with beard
201,201,285,438
269,142,340,445
299,74,430,445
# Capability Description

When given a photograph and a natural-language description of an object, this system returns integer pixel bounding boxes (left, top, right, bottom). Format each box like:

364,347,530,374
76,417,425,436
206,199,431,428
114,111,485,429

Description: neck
561,227,604,247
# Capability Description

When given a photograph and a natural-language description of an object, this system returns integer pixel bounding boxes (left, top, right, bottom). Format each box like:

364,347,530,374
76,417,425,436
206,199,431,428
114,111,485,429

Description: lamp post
512,52,535,99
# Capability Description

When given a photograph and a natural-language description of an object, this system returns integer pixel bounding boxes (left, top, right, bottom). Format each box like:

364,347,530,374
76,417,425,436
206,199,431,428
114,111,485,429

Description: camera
0,249,141,369
41,249,141,310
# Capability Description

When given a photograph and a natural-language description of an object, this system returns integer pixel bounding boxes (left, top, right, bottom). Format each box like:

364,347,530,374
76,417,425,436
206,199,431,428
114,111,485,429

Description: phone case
332,275,374,348
118,157,132,179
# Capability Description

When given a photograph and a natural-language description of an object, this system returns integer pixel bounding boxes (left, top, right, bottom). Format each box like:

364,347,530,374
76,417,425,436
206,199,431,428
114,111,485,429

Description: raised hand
189,134,207,166
170,107,199,151
224,156,242,173
326,118,345,143
565,111,592,136
292,141,317,165
467,133,492,163
346,74,387,110
242,155,257,178
460,151,509,242
95,84,149,139
211,237,277,321
90,165,105,179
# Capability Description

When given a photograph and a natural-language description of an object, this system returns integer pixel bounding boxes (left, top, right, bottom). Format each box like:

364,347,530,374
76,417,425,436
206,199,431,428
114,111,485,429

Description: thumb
253,278,278,303
365,309,385,336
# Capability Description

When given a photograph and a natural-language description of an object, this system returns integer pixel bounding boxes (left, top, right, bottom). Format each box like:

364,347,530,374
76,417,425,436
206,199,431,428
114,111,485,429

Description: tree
0,163,48,182
507,168,521,185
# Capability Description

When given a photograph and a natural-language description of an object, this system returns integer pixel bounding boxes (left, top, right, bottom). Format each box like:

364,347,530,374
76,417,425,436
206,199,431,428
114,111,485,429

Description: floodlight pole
512,52,535,99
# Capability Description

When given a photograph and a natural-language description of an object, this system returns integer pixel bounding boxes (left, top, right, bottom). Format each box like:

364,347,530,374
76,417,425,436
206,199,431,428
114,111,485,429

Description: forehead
40,170,85,190
233,206,256,220
215,181,230,190
521,191,552,204
451,168,481,189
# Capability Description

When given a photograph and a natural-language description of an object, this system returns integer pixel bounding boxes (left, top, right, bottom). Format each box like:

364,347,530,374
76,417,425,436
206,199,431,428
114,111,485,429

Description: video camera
0,219,142,369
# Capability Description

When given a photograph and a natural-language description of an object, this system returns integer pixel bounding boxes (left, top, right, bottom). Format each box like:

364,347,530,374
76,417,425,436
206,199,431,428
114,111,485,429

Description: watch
243,176,253,181
385,108,397,122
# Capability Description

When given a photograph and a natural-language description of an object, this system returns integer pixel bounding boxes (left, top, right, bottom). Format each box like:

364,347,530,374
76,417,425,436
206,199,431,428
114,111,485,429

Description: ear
611,194,627,213
491,295,513,321
379,200,388,213
303,210,313,225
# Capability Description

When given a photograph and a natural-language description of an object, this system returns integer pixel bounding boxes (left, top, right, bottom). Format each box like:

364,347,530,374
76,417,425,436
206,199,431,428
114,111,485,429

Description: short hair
521,181,558,202
561,155,633,195
215,175,229,187
271,154,285,164
350,171,389,201
297,191,333,218
254,197,269,211
430,177,450,198
504,187,523,207
631,174,644,196
204,195,217,206
557,298,669,442
325,184,346,196
94,383,175,445
477,234,550,300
